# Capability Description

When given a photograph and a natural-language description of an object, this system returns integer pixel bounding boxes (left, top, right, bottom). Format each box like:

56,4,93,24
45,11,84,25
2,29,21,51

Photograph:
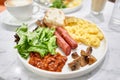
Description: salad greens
50,0,66,9
15,24,57,59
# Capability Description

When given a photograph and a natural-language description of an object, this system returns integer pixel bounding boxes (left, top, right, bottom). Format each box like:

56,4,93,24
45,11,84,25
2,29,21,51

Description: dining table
0,0,120,80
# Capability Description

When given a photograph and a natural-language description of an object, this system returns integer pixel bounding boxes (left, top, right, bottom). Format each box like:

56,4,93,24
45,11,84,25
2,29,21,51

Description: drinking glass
86,0,107,24
109,0,120,31
91,0,107,15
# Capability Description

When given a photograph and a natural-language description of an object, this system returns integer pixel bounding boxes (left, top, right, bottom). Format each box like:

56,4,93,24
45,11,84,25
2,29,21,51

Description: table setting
0,0,120,80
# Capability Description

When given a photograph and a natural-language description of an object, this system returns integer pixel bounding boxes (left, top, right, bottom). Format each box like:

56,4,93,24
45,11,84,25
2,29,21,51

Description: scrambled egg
64,0,82,8
64,17,104,47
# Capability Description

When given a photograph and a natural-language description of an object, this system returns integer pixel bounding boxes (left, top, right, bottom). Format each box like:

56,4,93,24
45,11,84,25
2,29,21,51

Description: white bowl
16,21,108,79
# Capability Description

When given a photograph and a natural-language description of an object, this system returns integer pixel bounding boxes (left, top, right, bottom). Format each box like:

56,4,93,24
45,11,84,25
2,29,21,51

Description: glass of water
109,0,120,31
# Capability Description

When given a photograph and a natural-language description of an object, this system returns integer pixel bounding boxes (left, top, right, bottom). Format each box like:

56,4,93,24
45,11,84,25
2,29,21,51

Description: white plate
34,0,83,14
0,10,38,26
61,3,83,13
15,21,107,79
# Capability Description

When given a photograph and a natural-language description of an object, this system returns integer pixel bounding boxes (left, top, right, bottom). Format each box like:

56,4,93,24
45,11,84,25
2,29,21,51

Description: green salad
15,24,57,59
50,0,66,9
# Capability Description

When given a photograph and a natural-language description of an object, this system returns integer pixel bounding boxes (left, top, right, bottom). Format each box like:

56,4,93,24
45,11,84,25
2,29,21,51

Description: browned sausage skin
56,27,78,49
55,31,71,56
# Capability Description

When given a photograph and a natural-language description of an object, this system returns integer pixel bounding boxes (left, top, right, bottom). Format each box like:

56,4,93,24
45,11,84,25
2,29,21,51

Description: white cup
4,0,39,21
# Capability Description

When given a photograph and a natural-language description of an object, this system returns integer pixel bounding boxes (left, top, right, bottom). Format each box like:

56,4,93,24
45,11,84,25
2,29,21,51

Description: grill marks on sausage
29,52,67,72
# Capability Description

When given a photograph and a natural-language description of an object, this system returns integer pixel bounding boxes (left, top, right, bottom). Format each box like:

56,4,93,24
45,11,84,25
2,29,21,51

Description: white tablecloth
1,0,120,80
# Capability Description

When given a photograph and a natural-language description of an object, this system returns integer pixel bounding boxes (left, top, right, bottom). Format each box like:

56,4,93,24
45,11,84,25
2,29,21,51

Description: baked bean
29,52,67,72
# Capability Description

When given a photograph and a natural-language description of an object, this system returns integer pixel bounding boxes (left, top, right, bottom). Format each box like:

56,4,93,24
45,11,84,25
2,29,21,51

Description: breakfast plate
14,19,107,79
0,10,38,26
14,7,107,79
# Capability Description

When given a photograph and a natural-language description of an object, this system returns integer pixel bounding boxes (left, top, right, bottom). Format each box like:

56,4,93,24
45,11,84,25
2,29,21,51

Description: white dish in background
0,10,38,26
15,21,108,79
61,3,82,13
34,0,83,14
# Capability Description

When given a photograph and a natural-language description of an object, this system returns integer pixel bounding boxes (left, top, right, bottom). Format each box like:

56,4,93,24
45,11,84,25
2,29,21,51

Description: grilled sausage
55,31,71,56
56,27,78,49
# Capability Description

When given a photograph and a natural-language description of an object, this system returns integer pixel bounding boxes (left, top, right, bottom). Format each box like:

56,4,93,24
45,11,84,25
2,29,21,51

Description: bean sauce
29,52,67,72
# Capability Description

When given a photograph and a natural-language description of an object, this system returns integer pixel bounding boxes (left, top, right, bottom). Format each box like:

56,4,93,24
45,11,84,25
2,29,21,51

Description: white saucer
0,10,39,26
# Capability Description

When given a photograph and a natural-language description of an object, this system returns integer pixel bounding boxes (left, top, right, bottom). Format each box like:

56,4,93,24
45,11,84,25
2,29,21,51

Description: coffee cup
4,0,39,21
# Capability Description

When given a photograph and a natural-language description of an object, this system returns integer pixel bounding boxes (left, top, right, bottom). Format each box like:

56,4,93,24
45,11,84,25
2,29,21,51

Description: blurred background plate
34,0,83,14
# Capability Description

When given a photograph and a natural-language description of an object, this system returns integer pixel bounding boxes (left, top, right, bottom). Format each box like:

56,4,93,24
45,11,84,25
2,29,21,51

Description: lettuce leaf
15,24,57,59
